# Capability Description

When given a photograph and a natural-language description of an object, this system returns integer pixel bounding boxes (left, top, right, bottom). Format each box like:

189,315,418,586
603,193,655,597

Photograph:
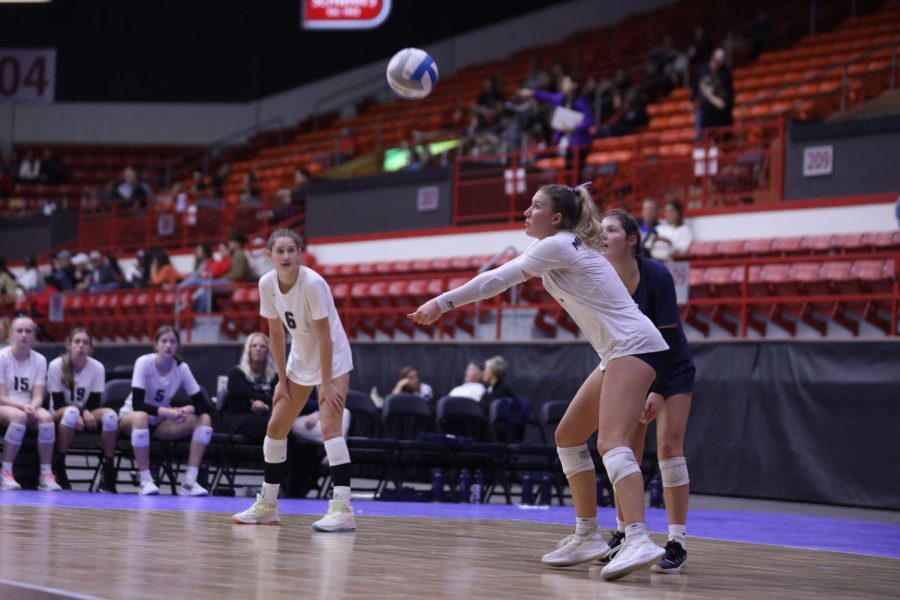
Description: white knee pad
659,456,690,488
4,422,26,446
60,406,80,429
323,436,351,466
557,444,595,479
191,425,213,446
131,428,150,449
102,411,119,432
37,422,55,444
601,446,641,487
263,436,288,464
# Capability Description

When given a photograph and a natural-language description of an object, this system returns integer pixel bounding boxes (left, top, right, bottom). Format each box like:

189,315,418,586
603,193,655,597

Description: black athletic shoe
598,530,625,564
651,540,687,573
53,456,72,491
98,463,118,494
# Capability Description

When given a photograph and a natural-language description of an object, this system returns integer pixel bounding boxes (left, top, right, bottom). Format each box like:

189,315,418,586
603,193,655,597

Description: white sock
184,466,199,484
575,516,597,537
2,461,13,473
139,469,152,482
263,482,280,502
616,518,626,533
333,485,351,506
624,522,647,541
40,464,52,475
668,524,686,549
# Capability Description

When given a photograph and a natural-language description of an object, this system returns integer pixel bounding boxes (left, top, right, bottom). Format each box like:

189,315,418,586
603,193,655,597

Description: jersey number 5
285,311,297,329
154,389,165,403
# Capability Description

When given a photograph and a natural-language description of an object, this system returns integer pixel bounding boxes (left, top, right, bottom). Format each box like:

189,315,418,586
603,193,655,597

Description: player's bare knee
657,440,683,460
133,411,149,427
8,411,27,425
198,412,212,426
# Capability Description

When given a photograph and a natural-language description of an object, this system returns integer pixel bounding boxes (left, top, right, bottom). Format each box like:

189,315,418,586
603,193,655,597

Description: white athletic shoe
541,531,612,567
232,494,281,525
311,500,356,532
38,472,63,492
0,470,22,491
600,534,665,580
178,480,209,497
139,479,160,495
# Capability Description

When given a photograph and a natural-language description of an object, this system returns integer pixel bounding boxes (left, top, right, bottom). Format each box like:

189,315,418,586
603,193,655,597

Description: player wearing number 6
232,229,356,531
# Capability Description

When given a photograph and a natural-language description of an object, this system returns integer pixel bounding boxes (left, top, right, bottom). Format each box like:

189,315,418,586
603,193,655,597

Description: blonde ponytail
571,186,604,250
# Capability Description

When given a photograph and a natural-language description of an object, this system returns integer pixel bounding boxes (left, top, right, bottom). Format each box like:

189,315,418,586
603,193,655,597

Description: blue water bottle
457,469,471,503
521,472,534,505
471,469,483,504
432,468,444,503
538,474,553,505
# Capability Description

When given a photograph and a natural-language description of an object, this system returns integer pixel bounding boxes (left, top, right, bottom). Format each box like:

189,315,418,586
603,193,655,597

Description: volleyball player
409,184,668,580
48,327,119,492
232,229,355,532
118,325,213,496
600,209,695,573
0,316,62,491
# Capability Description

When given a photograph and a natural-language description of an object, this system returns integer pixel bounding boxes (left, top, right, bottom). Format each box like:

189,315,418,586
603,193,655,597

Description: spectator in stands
17,256,43,294
39,148,65,184
149,251,183,289
650,200,693,261
472,76,505,129
447,360,486,402
639,197,662,256
0,317,8,349
0,316,62,491
16,150,40,183
519,75,595,152
30,276,60,319
116,166,152,206
0,258,18,314
118,325,214,496
239,168,261,205
687,26,713,87
72,253,93,291
391,366,433,401
221,332,278,444
273,168,308,223
224,233,252,282
210,163,231,199
594,89,649,139
51,250,76,291
87,250,124,291
692,48,733,140
480,355,515,406
48,327,118,493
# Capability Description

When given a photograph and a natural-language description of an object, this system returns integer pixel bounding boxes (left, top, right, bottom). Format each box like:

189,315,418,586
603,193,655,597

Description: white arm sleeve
436,260,528,313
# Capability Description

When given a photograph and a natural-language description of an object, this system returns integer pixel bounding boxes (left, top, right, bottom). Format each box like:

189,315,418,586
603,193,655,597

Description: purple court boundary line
0,577,104,600
2,491,899,559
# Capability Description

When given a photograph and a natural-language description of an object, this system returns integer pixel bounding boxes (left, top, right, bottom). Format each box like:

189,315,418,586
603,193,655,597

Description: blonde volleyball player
48,327,118,492
118,325,213,496
232,229,355,532
409,184,668,581
0,316,62,491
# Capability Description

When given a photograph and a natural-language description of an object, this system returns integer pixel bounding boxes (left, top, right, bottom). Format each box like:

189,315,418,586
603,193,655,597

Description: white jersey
0,347,47,406
259,266,353,386
120,353,201,423
448,382,486,402
47,356,106,410
515,231,668,368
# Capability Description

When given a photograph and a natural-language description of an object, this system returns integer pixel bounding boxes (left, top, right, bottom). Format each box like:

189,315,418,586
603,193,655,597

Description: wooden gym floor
0,494,898,600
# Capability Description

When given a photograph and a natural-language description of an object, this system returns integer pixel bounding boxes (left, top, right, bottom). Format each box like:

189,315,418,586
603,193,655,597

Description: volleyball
386,48,439,100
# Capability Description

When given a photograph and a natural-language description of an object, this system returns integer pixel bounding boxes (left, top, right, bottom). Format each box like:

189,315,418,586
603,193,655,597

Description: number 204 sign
0,49,56,103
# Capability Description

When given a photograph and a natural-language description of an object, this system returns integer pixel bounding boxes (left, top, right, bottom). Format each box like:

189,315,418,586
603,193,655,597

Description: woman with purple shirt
520,75,595,150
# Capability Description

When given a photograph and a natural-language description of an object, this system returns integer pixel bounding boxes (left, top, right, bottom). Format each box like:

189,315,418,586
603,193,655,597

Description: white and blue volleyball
386,48,439,100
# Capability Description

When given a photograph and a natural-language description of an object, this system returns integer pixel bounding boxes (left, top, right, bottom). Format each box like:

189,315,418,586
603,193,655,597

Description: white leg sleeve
191,425,213,446
37,422,55,444
263,436,288,464
602,446,641,487
557,444,595,479
323,436,351,466
60,406,80,429
102,411,119,432
4,423,26,445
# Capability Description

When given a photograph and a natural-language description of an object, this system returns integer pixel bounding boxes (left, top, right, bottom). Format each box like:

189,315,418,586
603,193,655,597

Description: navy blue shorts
632,349,667,375
651,349,695,398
